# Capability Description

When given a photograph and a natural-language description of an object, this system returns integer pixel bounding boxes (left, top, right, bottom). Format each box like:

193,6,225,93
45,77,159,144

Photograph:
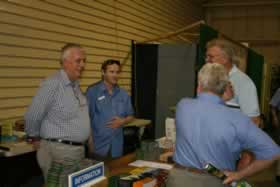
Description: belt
45,138,84,146
174,163,207,174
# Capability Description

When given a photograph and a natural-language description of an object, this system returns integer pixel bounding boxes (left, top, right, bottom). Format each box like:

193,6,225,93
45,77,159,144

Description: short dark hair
101,59,121,71
60,43,82,64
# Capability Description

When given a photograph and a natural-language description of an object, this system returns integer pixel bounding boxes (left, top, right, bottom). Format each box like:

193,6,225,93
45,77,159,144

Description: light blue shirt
86,81,134,158
270,88,280,110
227,65,260,117
25,70,91,142
174,93,280,171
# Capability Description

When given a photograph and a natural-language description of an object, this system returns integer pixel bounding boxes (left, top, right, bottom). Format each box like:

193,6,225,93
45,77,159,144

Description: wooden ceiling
201,0,280,7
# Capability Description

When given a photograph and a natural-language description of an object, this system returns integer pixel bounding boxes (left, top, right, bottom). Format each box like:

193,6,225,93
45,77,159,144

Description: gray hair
206,38,236,64
198,63,229,95
60,43,82,64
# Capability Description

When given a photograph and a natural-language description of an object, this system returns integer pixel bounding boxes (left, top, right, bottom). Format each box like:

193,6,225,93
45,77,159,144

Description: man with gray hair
25,43,91,186
167,63,280,187
206,39,260,126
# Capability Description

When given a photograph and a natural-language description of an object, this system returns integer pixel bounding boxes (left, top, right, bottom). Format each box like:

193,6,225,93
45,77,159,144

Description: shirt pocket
115,98,127,116
53,94,78,120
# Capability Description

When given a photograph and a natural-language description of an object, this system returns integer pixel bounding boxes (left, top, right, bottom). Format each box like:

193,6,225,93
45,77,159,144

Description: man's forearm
271,108,279,127
237,156,279,179
87,134,94,155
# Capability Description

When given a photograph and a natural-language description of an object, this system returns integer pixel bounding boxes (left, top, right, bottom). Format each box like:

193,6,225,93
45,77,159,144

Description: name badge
98,96,105,101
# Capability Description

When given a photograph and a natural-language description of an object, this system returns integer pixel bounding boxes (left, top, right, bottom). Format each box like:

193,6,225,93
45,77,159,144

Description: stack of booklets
117,167,169,187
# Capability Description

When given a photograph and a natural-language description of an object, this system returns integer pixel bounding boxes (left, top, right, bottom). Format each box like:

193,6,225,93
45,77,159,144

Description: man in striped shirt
25,43,91,186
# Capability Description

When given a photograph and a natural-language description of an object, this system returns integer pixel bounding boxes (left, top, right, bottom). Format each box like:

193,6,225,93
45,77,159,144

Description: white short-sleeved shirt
226,65,260,117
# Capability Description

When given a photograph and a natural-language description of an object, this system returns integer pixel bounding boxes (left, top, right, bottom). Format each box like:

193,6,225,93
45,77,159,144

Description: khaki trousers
37,140,85,187
167,167,230,187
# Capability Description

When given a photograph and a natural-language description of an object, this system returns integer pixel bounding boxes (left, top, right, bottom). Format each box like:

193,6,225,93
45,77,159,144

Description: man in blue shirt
86,59,134,159
167,63,280,187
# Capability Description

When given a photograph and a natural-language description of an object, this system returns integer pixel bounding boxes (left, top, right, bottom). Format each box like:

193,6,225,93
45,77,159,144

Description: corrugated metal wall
0,0,203,121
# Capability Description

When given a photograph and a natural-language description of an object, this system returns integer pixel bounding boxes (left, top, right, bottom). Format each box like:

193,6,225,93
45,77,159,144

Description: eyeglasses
205,53,224,61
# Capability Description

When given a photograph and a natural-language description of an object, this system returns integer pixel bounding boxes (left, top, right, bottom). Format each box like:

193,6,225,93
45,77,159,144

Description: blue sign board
68,162,105,187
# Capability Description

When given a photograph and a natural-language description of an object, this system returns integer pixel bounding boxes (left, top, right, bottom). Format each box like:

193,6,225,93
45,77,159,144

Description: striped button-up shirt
25,70,90,142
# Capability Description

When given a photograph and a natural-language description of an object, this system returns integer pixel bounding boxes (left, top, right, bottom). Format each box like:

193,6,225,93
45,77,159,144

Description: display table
0,119,150,157
125,119,151,127
0,151,42,186
0,141,41,186
124,118,151,138
0,141,35,157
0,118,150,187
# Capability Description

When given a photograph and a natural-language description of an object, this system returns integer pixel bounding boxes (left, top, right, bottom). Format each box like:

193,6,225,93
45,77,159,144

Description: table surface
125,118,151,127
0,141,35,157
91,152,137,187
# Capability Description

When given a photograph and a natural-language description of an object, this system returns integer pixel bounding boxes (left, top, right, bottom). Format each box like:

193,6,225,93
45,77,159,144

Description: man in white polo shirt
205,38,260,127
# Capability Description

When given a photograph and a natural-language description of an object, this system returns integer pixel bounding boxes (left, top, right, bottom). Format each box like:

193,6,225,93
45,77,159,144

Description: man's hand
251,116,261,128
87,134,94,156
237,151,255,171
32,140,40,150
26,137,41,150
225,155,278,185
271,107,279,128
272,115,279,128
106,116,125,129
222,82,234,101
223,170,242,185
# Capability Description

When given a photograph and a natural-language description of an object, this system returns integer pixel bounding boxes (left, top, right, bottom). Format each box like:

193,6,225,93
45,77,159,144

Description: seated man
167,63,280,187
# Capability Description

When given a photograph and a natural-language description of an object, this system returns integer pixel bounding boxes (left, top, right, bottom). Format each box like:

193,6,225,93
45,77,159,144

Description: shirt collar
229,64,238,77
100,81,120,96
60,69,79,87
197,93,225,105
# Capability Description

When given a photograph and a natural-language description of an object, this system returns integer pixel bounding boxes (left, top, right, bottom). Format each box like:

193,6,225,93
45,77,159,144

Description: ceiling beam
141,20,204,43
182,32,200,37
177,36,192,43
203,1,280,7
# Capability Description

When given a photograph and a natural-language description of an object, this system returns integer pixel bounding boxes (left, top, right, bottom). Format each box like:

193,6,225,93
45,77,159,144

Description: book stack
117,167,169,187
